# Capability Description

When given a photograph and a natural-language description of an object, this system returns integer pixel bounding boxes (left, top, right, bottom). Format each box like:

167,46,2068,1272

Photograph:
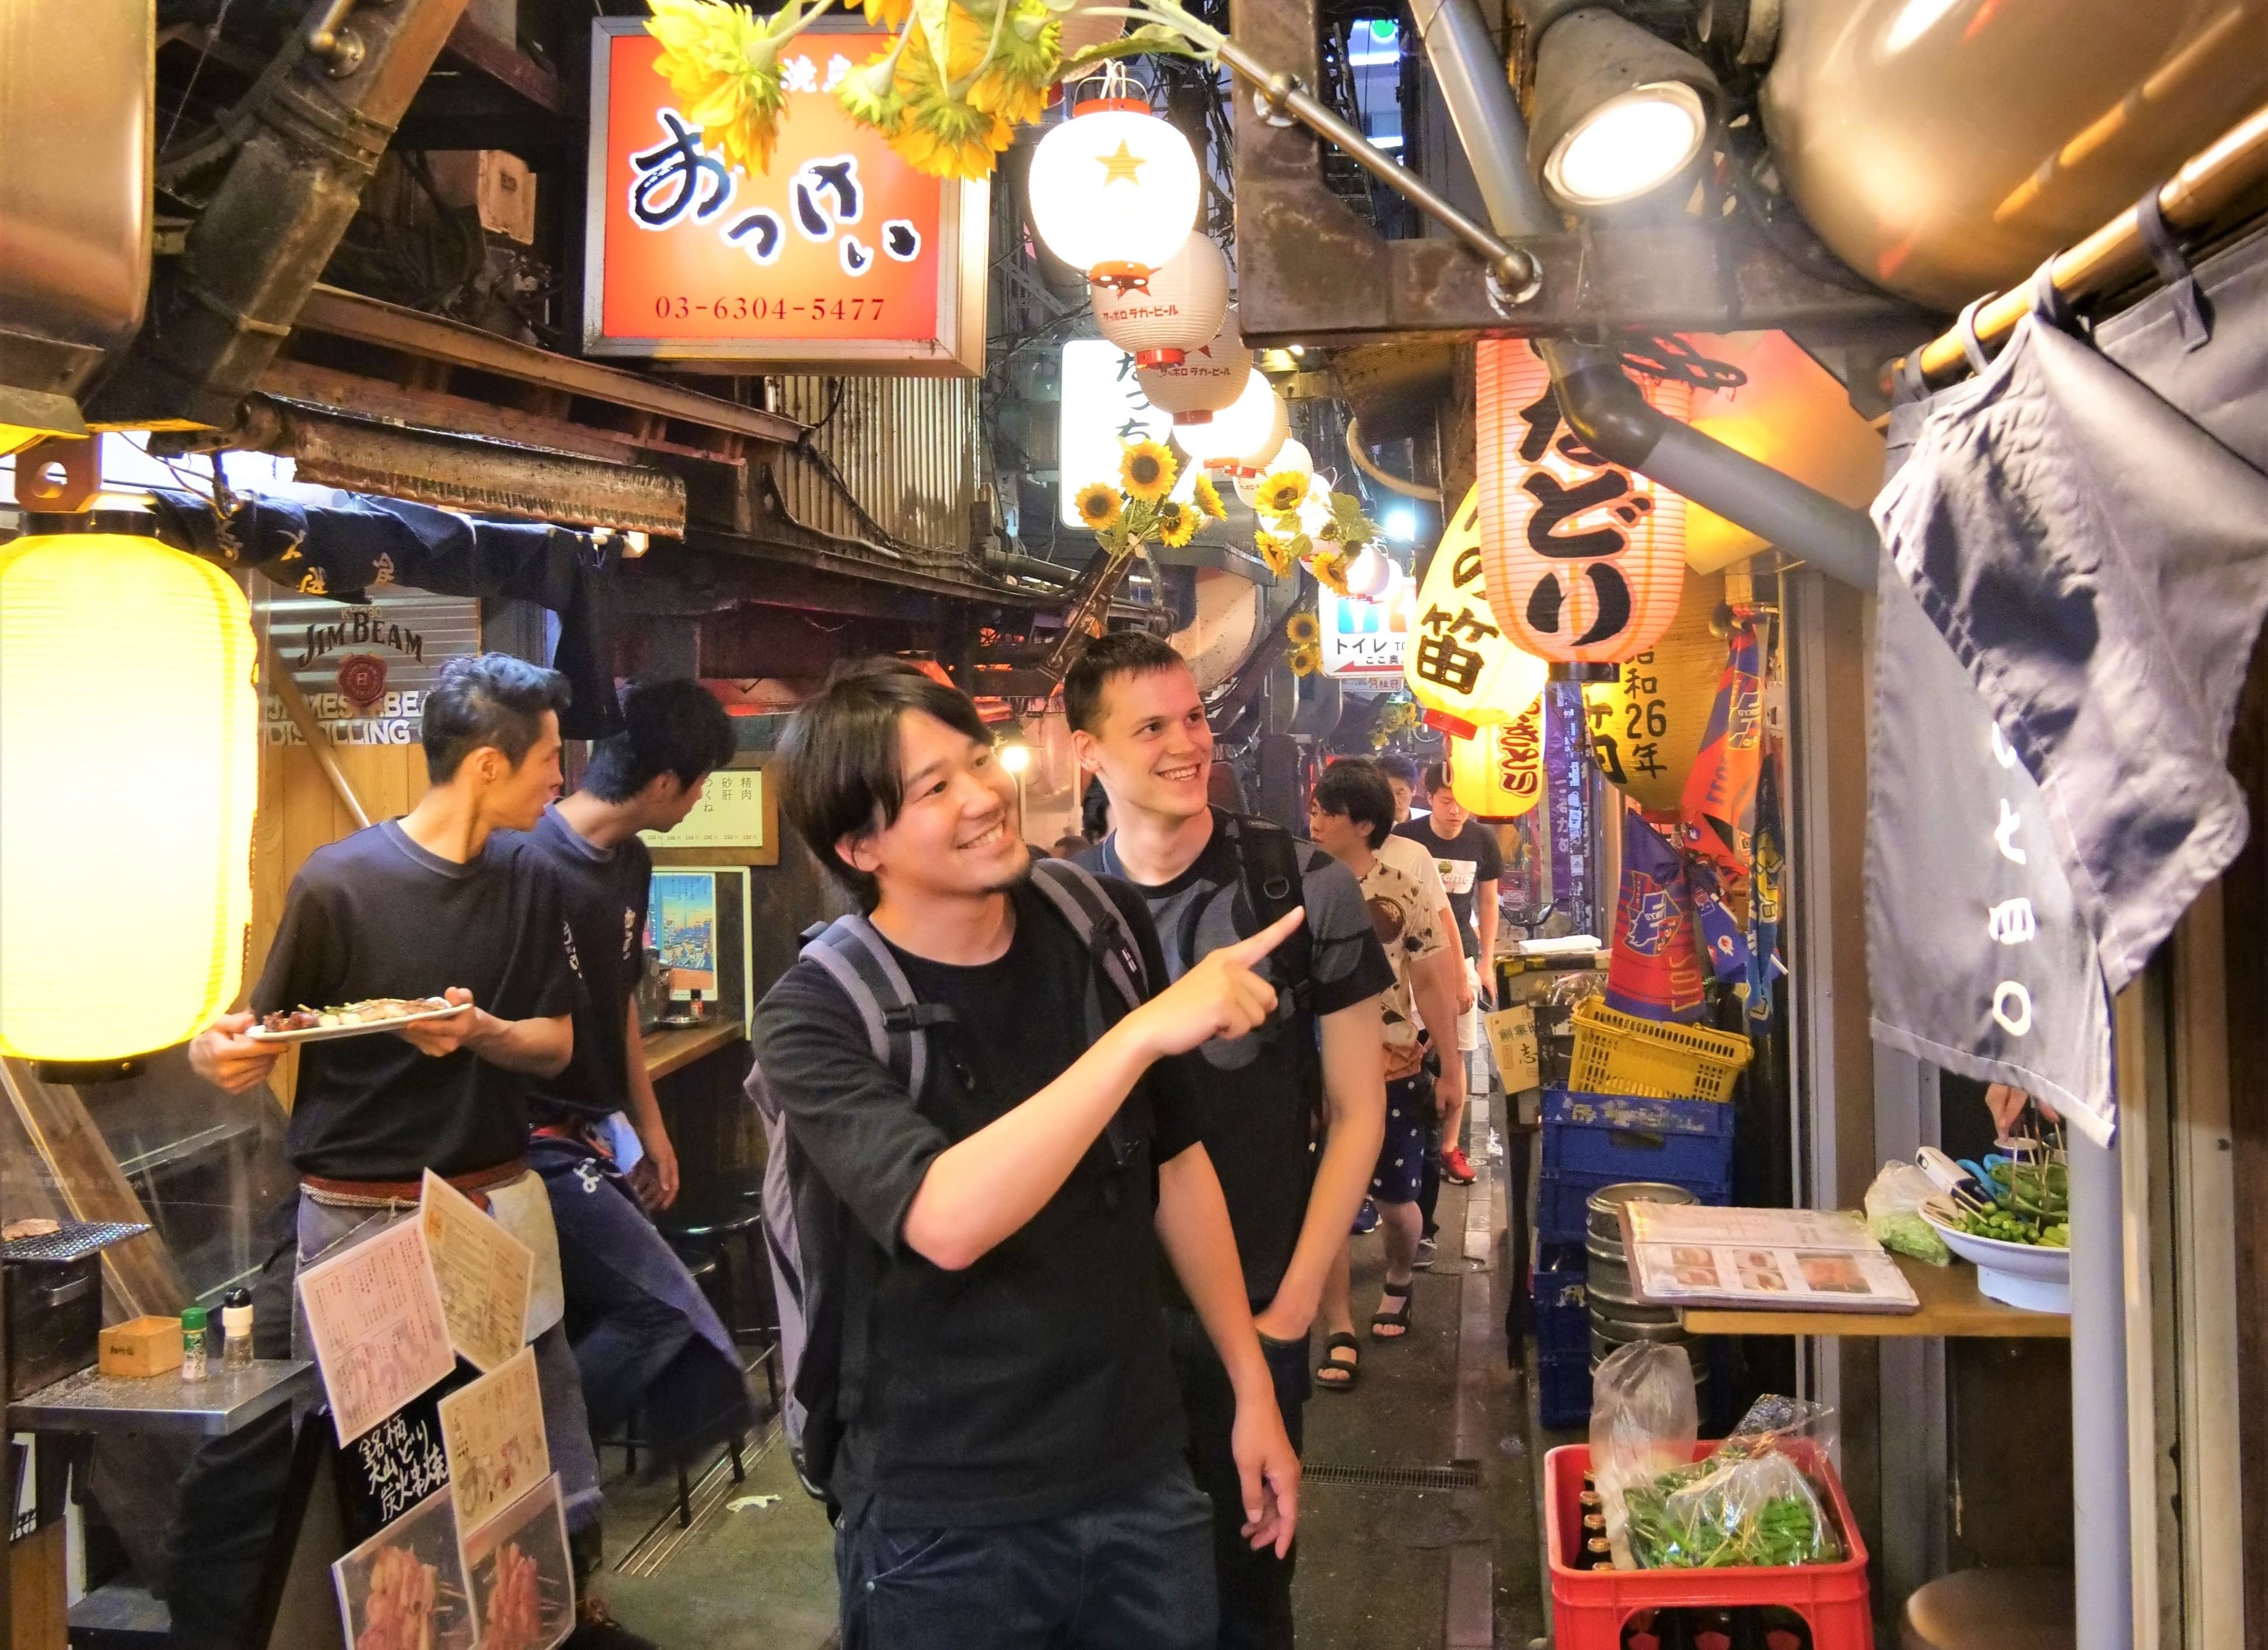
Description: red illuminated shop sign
581,18,987,373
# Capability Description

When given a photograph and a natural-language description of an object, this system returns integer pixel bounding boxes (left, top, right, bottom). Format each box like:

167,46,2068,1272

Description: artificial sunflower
1119,439,1176,501
1254,528,1294,577
1284,611,1319,645
837,39,910,132
1253,469,1309,516
1309,548,1353,596
1157,499,1197,548
1074,482,1123,530
895,85,1011,178
646,0,792,177
1191,471,1226,521
1288,641,1323,678
861,0,911,27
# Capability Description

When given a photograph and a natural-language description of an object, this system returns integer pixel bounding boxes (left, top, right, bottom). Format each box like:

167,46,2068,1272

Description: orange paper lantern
1475,338,1692,664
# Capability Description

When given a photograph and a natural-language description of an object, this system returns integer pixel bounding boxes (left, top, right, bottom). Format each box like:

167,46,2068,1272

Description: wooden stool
1901,1568,2074,1650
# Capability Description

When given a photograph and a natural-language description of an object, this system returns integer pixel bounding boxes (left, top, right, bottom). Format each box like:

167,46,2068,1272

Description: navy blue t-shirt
253,820,584,1179
502,804,652,1124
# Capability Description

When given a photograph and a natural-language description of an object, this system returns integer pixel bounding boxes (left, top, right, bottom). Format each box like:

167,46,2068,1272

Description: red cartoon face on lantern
1475,338,1692,665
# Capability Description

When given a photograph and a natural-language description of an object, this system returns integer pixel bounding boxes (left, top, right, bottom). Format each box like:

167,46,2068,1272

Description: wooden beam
290,285,804,448
266,657,372,831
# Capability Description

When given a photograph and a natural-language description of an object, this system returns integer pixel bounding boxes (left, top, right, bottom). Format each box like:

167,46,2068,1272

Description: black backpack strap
801,913,948,1100
1219,813,1316,1014
1028,858,1148,1018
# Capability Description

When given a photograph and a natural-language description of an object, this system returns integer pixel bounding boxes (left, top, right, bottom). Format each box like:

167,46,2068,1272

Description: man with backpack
1067,632,1393,1650
752,658,1303,1650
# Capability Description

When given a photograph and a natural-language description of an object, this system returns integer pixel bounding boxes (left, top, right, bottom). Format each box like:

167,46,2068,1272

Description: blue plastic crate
1537,1351,1592,1430
1537,1166,1731,1244
1538,1299,1589,1359
1541,1088,1736,1188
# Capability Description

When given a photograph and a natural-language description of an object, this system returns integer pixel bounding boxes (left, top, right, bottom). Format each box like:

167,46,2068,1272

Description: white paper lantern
1092,233,1229,368
1344,546,1397,599
1173,371,1288,476
1235,437,1312,506
1028,100,1200,286
1139,304,1247,422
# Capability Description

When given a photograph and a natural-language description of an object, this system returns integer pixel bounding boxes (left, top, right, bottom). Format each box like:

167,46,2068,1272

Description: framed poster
583,16,987,373
645,866,752,1029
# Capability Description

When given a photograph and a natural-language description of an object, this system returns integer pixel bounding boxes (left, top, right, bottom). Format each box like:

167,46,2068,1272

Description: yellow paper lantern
1476,338,1693,663
1403,483,1548,733
1448,695,1546,819
0,534,260,1060
1578,568,1727,813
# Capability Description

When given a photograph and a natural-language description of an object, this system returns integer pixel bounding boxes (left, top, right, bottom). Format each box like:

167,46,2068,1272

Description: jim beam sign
260,589,481,748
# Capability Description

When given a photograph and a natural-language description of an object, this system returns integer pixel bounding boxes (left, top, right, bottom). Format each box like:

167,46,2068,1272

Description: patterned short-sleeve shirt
1357,851,1450,1080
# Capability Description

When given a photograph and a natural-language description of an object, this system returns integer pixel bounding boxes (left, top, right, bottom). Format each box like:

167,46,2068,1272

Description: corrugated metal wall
768,376,982,569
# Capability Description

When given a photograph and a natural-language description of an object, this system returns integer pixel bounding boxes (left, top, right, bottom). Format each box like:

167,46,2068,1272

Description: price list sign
584,19,986,373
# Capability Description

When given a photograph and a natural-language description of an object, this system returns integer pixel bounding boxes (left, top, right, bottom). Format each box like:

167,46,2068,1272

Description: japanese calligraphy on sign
1402,485,1548,729
1578,569,1725,816
1447,696,1546,820
1475,340,1693,665
1058,341,1173,529
585,20,985,371
638,767,768,854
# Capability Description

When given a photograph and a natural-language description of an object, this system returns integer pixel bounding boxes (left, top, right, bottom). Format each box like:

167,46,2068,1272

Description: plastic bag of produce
1865,1160,1951,1265
1624,1396,1845,1569
1588,1344,1698,1566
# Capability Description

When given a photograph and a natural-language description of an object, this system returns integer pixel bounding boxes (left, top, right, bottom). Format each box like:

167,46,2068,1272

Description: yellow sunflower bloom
1157,499,1197,548
1191,471,1226,522
893,88,1011,179
1288,641,1323,678
1285,611,1320,645
1119,439,1176,501
1253,469,1309,516
646,0,787,177
1254,529,1294,577
862,0,911,27
1309,548,1352,596
1074,483,1123,530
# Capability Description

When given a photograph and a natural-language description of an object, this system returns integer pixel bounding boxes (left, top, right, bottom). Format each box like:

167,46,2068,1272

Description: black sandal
1371,1282,1414,1340
1315,1333,1361,1391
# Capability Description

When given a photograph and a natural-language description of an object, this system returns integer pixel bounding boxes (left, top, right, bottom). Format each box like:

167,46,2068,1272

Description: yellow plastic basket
1567,997,1754,1102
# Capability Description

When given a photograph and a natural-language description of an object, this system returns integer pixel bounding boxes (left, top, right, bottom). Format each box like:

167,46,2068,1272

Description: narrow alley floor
593,1096,1551,1650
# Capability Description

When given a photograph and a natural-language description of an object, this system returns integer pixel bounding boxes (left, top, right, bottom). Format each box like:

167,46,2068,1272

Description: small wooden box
97,1316,182,1379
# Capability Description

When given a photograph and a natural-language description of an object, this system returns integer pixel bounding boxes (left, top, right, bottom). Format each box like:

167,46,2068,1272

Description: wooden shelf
1679,1253,2070,1339
641,1021,745,1082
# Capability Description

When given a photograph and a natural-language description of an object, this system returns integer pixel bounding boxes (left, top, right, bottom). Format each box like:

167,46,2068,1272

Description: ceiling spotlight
1384,506,1417,542
1528,7,1719,211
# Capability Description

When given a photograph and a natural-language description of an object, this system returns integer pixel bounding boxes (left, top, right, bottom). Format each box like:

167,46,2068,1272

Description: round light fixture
1028,100,1200,287
1139,304,1247,422
1543,82,1709,208
1093,233,1229,368
1172,371,1288,475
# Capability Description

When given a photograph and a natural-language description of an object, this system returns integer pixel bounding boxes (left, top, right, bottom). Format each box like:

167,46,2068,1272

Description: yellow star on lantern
1096,140,1146,184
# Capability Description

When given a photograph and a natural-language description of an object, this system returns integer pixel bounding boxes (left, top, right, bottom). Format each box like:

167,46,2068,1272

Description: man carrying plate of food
189,655,611,1603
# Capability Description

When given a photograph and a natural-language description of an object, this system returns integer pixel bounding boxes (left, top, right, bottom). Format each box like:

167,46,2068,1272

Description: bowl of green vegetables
1919,1157,2070,1314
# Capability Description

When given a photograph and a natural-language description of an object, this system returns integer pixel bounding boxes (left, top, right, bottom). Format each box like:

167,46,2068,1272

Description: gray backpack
745,858,1149,1510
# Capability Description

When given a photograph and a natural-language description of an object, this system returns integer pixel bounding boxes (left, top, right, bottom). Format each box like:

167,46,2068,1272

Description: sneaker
1442,1147,1477,1186
567,1598,660,1650
1413,1235,1438,1270
1353,1198,1379,1235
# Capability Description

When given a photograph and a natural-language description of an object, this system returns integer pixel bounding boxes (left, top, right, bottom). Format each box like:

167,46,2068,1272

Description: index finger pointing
1222,906,1305,965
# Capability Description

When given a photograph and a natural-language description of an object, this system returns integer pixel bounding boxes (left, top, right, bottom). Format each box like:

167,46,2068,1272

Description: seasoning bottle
180,1306,210,1382
221,1288,254,1369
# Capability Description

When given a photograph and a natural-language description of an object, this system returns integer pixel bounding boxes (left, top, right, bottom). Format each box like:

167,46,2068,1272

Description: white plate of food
249,998,470,1044
1918,1194,2071,1313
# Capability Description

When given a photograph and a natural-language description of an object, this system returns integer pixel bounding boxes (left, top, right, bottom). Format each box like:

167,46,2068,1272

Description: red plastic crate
1544,1442,1875,1650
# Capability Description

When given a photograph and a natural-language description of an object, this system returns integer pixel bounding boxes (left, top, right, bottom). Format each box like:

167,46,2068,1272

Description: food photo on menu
331,1484,474,1650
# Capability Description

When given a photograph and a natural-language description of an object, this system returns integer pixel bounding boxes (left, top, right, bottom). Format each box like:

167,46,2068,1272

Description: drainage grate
1301,1460,1480,1492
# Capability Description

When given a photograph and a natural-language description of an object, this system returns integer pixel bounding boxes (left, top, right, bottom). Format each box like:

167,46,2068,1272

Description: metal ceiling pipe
1413,0,1881,591
88,0,471,430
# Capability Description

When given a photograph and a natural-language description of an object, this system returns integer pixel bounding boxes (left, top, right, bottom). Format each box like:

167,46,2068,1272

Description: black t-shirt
1086,812,1394,1307
502,805,652,1124
253,821,585,1179
1394,816,1504,959
750,875,1204,1529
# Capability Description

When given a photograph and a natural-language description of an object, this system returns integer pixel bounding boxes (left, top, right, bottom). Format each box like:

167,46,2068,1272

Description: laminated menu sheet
298,1215,459,1445
438,1345,550,1536
1624,1204,1920,1314
419,1169,534,1374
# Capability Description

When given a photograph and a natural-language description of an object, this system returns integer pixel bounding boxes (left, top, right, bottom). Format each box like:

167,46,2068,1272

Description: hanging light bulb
1028,99,1201,288
0,528,260,1063
1172,371,1288,476
1140,305,1246,424
1092,234,1230,368
1236,437,1312,507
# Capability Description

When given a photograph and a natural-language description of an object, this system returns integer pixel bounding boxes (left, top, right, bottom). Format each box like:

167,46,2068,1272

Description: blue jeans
835,1463,1218,1650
